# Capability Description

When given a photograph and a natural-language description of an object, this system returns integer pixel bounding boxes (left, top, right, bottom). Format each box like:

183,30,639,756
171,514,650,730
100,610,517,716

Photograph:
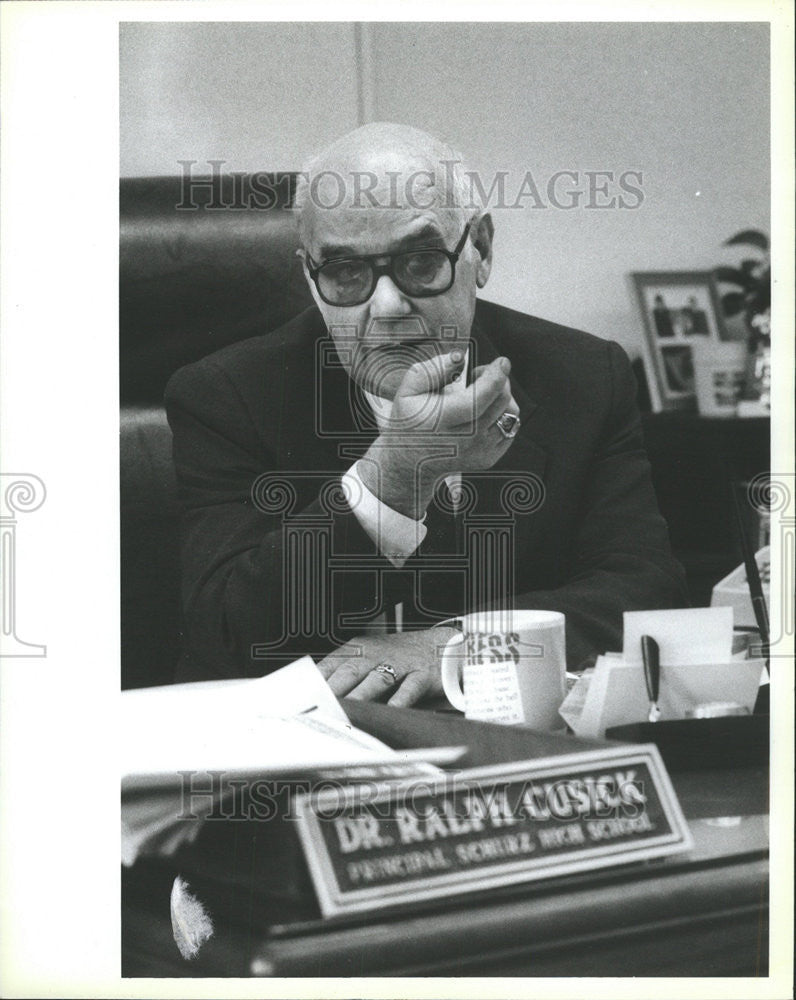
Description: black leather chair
120,173,313,688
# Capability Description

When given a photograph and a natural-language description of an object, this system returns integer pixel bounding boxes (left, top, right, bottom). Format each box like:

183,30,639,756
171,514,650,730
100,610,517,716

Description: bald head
294,122,476,248
305,122,458,179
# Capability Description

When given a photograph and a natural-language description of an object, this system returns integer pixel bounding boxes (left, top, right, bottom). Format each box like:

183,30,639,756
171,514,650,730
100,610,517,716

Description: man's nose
368,274,413,316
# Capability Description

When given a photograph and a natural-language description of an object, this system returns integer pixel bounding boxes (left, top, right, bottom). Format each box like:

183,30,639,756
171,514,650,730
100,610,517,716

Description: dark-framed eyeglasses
304,222,472,307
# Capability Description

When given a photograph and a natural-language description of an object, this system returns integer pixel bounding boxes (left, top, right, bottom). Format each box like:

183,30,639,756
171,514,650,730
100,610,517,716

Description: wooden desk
121,704,769,978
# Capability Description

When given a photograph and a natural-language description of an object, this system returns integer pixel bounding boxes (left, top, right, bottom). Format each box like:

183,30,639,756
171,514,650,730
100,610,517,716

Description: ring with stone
373,662,398,683
495,411,521,439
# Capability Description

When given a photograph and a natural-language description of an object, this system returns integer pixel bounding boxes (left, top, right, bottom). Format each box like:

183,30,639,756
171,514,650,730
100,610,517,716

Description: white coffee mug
440,610,566,729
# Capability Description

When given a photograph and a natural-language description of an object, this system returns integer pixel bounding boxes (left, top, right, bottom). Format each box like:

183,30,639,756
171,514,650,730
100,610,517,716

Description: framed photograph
632,271,728,411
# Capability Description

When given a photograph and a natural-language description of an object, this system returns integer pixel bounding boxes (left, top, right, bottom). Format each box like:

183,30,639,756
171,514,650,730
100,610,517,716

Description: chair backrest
120,172,313,687
120,405,181,688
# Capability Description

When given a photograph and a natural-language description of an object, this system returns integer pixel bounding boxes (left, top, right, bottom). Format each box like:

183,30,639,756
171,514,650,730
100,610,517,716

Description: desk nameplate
294,744,694,917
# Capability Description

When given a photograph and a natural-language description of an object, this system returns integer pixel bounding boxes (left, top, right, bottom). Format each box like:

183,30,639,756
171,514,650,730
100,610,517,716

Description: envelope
622,607,733,666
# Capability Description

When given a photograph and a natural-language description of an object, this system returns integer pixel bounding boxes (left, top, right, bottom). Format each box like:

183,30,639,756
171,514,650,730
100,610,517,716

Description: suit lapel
466,313,549,516
315,330,379,469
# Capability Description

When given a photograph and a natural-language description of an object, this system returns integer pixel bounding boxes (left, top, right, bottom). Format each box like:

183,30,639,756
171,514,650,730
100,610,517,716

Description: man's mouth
363,315,430,342
352,338,444,397
393,337,438,350
359,338,442,364
350,317,460,395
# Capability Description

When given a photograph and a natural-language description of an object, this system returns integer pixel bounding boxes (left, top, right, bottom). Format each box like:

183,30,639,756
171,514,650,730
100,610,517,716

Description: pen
641,635,661,723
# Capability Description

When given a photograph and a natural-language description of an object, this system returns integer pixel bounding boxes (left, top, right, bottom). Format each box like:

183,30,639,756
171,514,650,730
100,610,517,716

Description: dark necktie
384,478,463,630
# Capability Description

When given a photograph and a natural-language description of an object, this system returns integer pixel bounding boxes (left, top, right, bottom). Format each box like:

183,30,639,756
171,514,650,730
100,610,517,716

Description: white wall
120,22,361,174
120,21,769,358
367,22,769,355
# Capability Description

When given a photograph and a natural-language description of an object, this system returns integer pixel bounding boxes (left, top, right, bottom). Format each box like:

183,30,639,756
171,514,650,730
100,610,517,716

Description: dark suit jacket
165,299,687,681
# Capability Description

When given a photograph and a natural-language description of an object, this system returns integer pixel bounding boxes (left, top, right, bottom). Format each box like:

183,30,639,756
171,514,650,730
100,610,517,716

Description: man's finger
446,357,511,426
480,391,519,433
387,670,433,708
316,647,359,679
324,662,367,695
396,349,466,399
444,364,512,429
471,357,512,415
315,655,338,680
347,666,400,701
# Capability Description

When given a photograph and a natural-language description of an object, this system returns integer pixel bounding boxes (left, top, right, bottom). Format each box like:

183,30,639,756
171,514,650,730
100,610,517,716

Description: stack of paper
559,609,765,739
122,657,449,865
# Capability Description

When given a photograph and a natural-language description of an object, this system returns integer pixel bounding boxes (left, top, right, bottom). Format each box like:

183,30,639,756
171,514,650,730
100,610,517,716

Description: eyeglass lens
318,249,452,305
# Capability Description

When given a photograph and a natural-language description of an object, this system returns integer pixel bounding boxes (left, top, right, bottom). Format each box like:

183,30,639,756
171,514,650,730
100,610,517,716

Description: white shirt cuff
342,463,427,568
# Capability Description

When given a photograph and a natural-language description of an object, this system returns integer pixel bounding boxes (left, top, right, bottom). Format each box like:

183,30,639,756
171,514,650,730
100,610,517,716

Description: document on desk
121,657,462,865
121,656,457,789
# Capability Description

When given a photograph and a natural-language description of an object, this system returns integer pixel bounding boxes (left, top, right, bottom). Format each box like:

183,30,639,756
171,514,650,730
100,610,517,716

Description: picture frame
632,270,729,412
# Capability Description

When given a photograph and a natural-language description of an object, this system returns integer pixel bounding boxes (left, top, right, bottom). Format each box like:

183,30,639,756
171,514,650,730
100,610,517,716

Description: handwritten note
463,659,524,724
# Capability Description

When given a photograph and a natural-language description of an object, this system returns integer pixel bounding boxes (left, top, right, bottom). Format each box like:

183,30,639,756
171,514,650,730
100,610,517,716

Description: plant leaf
723,229,769,251
714,266,752,289
721,291,746,317
171,876,214,960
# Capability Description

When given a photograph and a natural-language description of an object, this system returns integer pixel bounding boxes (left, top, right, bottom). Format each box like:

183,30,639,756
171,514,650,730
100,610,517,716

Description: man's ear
296,247,309,275
471,212,494,288
296,248,319,301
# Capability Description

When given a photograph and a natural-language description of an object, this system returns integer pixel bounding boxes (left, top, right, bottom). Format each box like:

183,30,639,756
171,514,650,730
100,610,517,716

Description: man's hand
358,351,519,518
316,626,460,707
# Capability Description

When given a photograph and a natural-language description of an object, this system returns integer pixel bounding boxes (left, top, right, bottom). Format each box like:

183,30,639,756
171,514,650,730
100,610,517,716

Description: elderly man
165,122,686,703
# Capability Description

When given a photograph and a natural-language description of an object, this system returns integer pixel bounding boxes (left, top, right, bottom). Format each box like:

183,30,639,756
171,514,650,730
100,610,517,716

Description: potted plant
714,230,770,414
